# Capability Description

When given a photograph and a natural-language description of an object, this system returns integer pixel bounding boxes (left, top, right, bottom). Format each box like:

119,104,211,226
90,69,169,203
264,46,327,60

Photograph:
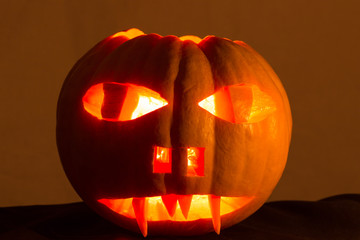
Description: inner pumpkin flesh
98,195,254,236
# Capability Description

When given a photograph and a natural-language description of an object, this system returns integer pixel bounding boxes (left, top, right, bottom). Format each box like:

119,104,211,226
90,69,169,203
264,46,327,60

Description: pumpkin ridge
167,39,216,194
198,37,238,196
193,36,221,196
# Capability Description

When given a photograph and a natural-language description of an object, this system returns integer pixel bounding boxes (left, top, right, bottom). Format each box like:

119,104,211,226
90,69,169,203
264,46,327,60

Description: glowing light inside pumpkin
152,146,205,176
82,83,104,119
187,147,204,176
198,84,276,123
82,82,168,121
110,28,145,39
198,94,215,116
153,146,171,173
127,88,168,120
99,195,255,237
179,35,202,44
98,195,254,222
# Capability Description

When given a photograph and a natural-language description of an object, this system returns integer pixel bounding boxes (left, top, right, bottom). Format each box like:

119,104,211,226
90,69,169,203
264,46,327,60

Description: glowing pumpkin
56,28,292,237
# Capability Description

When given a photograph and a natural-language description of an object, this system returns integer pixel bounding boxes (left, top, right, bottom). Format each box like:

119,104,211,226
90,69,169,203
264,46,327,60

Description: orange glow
153,146,172,173
198,94,215,116
98,195,254,222
186,147,204,176
110,28,145,39
82,83,105,120
98,195,254,236
209,195,221,234
161,194,177,217
198,84,276,123
132,197,148,237
119,85,168,121
82,82,168,121
247,85,277,123
199,86,235,123
179,35,202,44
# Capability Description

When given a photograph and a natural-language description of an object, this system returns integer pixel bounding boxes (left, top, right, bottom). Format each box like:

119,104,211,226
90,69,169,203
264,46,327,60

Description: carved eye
198,84,276,123
83,82,168,121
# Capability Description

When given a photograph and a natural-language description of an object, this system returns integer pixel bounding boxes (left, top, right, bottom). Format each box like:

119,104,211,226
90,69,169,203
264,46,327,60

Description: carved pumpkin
56,28,292,237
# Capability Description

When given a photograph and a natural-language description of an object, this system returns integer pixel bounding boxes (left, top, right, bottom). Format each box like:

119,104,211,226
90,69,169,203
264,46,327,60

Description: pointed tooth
208,195,221,234
178,195,192,219
132,197,148,237
161,194,178,217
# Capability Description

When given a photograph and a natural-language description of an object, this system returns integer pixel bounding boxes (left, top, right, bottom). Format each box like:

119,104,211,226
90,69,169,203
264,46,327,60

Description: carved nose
184,147,205,176
153,146,204,177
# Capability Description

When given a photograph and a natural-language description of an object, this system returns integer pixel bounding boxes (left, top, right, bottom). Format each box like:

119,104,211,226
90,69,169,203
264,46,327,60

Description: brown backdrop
0,0,359,207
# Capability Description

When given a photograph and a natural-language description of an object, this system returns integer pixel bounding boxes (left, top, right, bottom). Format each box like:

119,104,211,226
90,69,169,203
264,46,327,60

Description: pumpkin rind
57,29,292,236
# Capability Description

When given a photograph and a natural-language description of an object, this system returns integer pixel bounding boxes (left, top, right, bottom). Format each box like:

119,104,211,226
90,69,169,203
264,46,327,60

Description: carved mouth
98,194,254,236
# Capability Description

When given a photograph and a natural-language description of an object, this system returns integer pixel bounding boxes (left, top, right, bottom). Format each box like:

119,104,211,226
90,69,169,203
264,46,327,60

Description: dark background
0,0,359,207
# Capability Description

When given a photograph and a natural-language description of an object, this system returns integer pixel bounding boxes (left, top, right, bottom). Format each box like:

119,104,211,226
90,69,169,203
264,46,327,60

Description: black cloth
0,194,359,240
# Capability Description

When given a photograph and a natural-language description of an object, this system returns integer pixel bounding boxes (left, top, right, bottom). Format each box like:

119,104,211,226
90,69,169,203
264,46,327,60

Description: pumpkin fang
132,197,148,237
208,195,221,234
98,195,254,236
161,194,177,217
178,195,193,219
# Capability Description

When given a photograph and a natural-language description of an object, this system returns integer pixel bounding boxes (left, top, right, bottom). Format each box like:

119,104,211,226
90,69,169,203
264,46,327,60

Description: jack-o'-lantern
56,28,292,237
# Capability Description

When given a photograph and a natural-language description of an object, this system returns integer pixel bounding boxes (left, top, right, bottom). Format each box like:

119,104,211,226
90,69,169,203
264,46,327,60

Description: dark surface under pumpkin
56,29,292,236
1,194,359,240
